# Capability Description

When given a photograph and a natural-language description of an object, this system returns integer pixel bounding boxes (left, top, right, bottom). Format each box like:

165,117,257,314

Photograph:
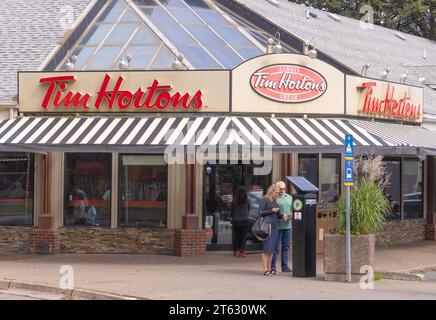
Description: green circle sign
293,199,303,212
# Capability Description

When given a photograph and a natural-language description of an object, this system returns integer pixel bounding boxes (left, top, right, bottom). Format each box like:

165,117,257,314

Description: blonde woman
259,184,283,276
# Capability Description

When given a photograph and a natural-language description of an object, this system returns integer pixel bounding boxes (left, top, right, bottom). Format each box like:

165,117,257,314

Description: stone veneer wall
59,227,175,254
0,226,33,254
376,219,426,247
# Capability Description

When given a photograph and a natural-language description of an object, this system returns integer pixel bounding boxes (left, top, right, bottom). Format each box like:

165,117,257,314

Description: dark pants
232,223,249,251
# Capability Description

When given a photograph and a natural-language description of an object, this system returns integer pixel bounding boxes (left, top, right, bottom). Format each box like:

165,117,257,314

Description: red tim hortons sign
38,74,204,111
250,64,327,103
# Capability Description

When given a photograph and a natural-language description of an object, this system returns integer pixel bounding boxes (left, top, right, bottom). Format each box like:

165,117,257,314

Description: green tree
290,0,435,40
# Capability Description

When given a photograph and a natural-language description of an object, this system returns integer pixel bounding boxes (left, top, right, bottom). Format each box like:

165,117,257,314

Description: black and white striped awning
0,115,433,155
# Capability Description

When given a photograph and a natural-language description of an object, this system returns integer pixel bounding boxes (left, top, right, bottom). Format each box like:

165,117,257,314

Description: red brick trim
30,228,60,255
174,229,207,257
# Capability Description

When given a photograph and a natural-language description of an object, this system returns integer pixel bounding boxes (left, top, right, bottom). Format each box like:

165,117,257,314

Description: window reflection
320,155,340,208
118,155,167,227
403,159,423,219
0,153,34,226
383,159,401,220
298,154,319,191
64,153,112,227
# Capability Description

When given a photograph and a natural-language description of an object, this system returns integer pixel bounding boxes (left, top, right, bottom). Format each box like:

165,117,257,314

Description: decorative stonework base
324,234,375,282
30,228,60,255
174,229,207,257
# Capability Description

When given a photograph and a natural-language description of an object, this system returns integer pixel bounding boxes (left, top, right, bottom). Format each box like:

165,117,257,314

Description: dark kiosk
287,176,319,277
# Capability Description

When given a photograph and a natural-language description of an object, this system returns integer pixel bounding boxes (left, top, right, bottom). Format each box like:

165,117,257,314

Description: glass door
203,162,271,251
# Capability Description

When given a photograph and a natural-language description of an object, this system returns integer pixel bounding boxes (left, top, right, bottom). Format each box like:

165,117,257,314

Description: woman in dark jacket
259,184,283,275
231,186,250,257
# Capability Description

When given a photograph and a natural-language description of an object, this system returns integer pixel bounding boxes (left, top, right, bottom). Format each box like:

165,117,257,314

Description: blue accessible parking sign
344,133,354,186
344,159,354,186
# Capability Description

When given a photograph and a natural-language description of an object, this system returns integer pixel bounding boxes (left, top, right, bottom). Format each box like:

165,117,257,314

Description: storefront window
383,159,401,220
298,154,319,190
118,155,167,227
0,153,34,226
320,155,340,208
403,159,423,219
64,153,112,227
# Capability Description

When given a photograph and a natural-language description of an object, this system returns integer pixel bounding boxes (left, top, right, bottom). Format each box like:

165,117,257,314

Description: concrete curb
380,266,436,282
0,279,141,300
380,272,424,282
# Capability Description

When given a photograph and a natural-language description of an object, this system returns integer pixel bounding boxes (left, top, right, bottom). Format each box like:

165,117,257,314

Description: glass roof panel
238,47,263,60
60,46,95,70
177,46,221,69
125,45,160,69
59,0,268,71
208,47,242,69
133,0,157,6
212,26,256,48
194,9,229,26
154,23,196,45
86,46,122,69
97,0,126,23
130,26,161,45
137,6,174,23
120,9,142,23
80,24,112,46
183,0,210,9
183,24,226,46
157,0,186,8
167,7,201,24
150,46,175,69
104,24,137,45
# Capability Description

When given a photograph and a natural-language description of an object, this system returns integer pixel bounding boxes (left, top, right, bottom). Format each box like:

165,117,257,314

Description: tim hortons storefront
1,54,435,256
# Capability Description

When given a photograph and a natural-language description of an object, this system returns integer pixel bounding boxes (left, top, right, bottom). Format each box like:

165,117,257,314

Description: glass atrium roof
59,0,274,71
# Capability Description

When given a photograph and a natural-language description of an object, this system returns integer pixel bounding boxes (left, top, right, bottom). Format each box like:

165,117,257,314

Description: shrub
336,155,391,235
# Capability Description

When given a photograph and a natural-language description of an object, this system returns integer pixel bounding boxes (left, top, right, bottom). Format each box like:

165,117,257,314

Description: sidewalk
0,241,435,300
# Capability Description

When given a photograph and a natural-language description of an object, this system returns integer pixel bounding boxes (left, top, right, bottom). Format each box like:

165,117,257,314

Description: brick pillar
174,162,206,256
425,213,436,241
425,157,436,241
30,153,60,254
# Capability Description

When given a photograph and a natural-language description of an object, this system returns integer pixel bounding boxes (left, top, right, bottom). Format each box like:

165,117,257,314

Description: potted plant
324,155,391,282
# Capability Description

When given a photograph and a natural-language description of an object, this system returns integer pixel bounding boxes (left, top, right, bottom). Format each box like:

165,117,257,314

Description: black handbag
251,216,271,241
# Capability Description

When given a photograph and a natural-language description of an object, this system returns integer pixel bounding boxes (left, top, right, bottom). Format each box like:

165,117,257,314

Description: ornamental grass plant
336,155,391,235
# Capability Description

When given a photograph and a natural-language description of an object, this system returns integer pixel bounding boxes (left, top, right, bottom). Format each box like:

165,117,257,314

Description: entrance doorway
203,162,271,251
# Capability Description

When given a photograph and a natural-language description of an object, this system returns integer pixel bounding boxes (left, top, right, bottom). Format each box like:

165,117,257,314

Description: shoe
238,251,246,257
282,267,292,273
263,270,271,276
269,269,277,275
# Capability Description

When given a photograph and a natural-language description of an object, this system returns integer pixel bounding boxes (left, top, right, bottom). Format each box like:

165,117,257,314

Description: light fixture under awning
0,115,433,156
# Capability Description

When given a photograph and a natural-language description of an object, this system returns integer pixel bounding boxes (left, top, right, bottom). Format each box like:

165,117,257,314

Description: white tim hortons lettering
278,72,292,89
252,72,277,89
169,304,204,318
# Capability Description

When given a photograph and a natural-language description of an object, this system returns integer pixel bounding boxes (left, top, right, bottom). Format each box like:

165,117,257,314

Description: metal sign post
344,134,354,283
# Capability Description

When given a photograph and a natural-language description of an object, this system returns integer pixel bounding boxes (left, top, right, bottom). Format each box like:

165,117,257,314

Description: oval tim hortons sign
250,64,328,103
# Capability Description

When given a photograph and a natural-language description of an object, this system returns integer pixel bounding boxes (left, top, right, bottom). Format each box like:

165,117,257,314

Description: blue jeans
271,229,291,271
